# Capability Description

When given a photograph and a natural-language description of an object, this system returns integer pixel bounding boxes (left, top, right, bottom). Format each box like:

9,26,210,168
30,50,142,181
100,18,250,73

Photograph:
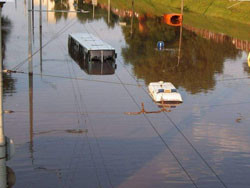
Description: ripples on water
1,0,250,187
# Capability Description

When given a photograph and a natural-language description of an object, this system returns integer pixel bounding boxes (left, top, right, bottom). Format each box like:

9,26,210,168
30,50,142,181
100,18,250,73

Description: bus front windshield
90,50,114,61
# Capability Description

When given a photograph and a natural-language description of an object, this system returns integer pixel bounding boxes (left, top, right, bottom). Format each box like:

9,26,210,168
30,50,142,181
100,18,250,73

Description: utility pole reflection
177,0,183,66
29,69,34,163
32,0,34,40
39,0,43,74
130,0,134,37
0,2,16,187
24,0,27,16
0,3,7,187
28,0,34,163
108,0,110,24
28,0,33,74
92,1,95,18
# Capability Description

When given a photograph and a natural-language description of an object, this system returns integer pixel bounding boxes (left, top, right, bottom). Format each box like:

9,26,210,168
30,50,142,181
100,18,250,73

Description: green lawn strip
183,12,250,41
97,0,250,40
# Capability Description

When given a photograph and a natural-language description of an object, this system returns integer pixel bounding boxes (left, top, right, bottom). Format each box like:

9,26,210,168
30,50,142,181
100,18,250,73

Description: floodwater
1,0,250,188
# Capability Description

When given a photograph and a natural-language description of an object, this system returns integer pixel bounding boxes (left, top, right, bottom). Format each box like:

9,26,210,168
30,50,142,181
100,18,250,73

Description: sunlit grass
101,0,250,24
98,0,250,40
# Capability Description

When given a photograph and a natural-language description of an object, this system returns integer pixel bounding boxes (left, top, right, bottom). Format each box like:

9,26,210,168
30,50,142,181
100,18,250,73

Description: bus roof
69,33,115,51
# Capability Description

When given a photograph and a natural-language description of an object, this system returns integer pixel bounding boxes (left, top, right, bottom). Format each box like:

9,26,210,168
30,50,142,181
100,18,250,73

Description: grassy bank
183,12,250,41
97,0,250,40
98,0,250,24
161,0,250,25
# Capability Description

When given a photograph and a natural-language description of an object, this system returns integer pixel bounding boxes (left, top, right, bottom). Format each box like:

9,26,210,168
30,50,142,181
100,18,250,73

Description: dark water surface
2,0,250,188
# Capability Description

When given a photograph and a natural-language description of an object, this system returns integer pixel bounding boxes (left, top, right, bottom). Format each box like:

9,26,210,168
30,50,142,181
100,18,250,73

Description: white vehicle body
148,81,183,103
68,33,117,61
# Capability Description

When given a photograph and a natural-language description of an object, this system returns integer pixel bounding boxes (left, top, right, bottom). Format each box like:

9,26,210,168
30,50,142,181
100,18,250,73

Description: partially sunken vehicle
148,81,183,103
68,33,117,75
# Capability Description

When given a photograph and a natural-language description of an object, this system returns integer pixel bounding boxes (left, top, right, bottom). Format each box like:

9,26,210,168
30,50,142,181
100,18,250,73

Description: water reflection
66,0,244,94
2,17,16,97
0,8,16,188
40,0,119,27
69,51,117,75
53,0,69,21
121,16,241,94
0,158,16,188
28,73,33,162
0,145,7,188
243,61,250,75
76,0,119,28
3,0,250,187
27,0,34,164
157,101,182,110
68,35,117,75
39,0,43,74
126,101,182,115
244,52,250,74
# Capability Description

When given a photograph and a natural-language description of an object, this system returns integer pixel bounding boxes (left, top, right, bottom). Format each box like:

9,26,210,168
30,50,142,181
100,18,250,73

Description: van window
171,89,177,93
158,89,164,93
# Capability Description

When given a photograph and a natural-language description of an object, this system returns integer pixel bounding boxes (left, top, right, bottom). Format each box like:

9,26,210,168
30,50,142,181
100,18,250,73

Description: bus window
90,51,101,61
89,50,115,61
103,50,114,60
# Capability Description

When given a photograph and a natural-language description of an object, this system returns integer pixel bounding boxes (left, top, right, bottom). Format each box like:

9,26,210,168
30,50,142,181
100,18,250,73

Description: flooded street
1,0,250,187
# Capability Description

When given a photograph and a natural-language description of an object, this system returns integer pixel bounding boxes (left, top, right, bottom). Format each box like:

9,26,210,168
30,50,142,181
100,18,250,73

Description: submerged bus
68,33,117,75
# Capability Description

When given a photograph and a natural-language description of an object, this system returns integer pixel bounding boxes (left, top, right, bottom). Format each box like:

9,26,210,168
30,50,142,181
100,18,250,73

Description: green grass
183,12,250,41
100,0,250,24
98,0,250,40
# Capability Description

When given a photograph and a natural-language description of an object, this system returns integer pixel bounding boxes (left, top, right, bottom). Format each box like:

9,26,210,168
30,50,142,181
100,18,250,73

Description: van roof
69,33,115,51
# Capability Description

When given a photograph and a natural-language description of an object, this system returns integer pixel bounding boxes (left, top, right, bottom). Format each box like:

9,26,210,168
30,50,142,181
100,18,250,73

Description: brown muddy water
1,0,250,188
